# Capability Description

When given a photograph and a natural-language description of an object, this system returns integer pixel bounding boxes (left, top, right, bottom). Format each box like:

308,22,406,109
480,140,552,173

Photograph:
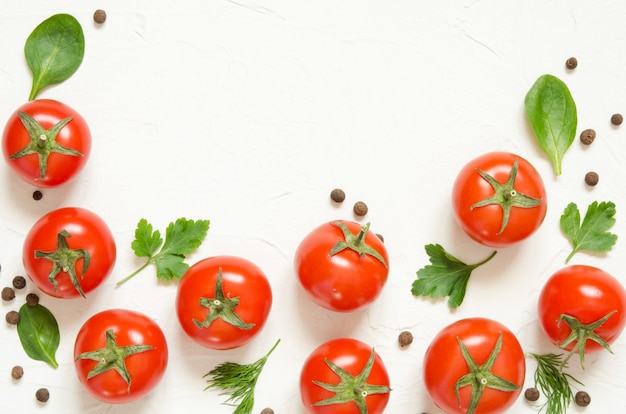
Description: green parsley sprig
411,244,497,308
116,217,210,286
204,339,280,414
560,201,617,263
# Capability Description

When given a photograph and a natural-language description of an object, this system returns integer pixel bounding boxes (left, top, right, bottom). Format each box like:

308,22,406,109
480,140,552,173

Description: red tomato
300,338,391,414
74,309,168,404
423,318,525,414
2,99,91,187
538,265,626,366
22,207,116,298
452,152,547,248
176,255,272,350
294,220,389,312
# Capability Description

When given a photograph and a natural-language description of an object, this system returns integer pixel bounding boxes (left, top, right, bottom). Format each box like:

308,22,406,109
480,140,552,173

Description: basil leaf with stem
16,302,60,368
524,74,577,176
25,14,85,101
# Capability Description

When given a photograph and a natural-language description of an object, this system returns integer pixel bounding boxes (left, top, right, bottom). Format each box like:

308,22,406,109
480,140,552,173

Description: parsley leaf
117,217,210,286
412,244,497,309
560,201,617,263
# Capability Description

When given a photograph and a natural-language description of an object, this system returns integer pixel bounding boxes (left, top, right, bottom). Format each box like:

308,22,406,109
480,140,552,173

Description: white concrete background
1,1,626,412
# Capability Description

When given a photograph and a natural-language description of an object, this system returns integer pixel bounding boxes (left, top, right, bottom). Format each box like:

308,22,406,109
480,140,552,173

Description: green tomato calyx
194,268,255,330
455,332,520,414
10,111,82,179
312,347,391,414
557,311,617,370
34,229,90,298
329,221,387,268
471,159,542,234
75,329,155,393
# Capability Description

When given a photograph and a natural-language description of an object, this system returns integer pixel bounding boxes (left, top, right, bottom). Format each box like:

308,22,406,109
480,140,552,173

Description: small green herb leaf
16,303,60,368
204,339,280,414
117,218,210,286
131,218,163,257
412,244,497,308
25,14,85,101
560,201,617,263
524,74,577,176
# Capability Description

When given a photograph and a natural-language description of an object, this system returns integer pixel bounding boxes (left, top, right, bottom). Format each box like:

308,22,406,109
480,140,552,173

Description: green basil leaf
24,13,85,101
16,303,60,368
524,74,577,176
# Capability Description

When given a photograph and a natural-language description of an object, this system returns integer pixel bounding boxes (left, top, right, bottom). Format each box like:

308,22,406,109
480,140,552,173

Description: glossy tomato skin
538,265,626,353
423,318,525,414
300,338,390,414
295,220,389,312
452,152,547,248
176,255,272,350
74,309,168,404
23,207,116,298
2,99,91,187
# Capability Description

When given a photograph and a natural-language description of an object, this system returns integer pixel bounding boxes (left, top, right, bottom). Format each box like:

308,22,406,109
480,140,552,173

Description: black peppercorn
260,409,275,414
5,310,20,325
398,331,413,348
26,293,39,307
565,57,578,69
353,201,368,217
611,113,623,126
2,287,15,301
585,171,599,186
330,188,346,203
579,129,596,145
575,390,591,407
376,233,384,243
11,365,24,380
36,388,50,403
12,276,26,289
524,387,540,402
32,190,43,200
93,9,107,24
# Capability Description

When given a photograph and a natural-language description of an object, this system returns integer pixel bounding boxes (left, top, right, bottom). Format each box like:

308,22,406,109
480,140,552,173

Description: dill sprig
529,353,584,414
203,339,280,414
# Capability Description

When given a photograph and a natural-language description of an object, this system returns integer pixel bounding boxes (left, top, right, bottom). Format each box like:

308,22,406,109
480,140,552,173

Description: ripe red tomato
22,207,116,298
2,99,91,187
300,338,391,414
452,151,547,248
74,309,168,404
423,318,525,414
294,220,389,312
176,255,272,350
538,265,626,366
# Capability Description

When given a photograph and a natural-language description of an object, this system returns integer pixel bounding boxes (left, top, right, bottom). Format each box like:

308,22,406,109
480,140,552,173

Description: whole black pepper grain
611,113,623,125
5,310,20,325
376,233,384,243
11,365,24,380
330,188,346,203
353,201,368,217
524,387,540,402
565,57,578,69
2,287,15,301
260,409,275,414
398,330,413,348
575,390,591,407
585,171,599,186
93,9,107,24
36,388,50,403
579,129,596,145
26,293,39,307
12,276,26,289
32,190,43,201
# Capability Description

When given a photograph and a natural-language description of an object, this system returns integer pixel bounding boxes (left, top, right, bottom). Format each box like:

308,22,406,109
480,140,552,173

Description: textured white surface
1,1,626,413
